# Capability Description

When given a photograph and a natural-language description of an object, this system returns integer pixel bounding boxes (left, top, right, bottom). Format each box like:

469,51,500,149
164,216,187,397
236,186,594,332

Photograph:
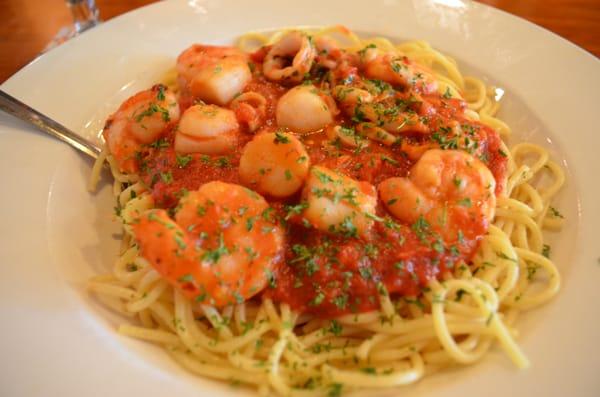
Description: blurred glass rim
44,0,101,53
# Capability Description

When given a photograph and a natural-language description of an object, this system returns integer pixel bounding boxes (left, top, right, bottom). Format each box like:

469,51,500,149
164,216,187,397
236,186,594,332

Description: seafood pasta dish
88,26,565,396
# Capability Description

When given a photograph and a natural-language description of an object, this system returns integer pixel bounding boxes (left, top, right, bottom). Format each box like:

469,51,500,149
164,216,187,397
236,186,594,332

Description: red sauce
139,145,242,208
134,51,508,318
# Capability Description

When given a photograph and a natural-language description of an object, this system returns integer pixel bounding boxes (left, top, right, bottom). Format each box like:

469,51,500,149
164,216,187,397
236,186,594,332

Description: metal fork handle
0,89,101,159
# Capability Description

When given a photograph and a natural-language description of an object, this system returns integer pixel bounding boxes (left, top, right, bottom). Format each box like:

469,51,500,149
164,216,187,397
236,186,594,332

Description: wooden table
0,0,598,83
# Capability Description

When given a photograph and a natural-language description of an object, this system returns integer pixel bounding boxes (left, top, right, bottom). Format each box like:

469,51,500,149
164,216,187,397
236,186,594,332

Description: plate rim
1,1,599,396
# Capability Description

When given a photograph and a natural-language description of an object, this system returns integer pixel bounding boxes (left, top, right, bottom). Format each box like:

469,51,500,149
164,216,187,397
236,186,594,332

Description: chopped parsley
364,243,379,259
284,202,308,220
274,131,290,144
246,217,256,231
310,291,325,306
457,229,465,244
244,246,257,261
148,137,169,149
195,292,208,303
202,234,229,264
135,103,170,123
405,298,425,310
548,206,564,218
432,239,445,253
176,153,192,168
496,251,518,262
178,274,194,283
337,216,358,238
156,85,166,101
357,43,376,59
351,105,366,122
455,289,467,302
315,169,334,184
291,244,320,276
526,263,540,280
390,59,404,73
367,79,392,95
327,383,343,397
232,291,244,304
381,155,399,166
542,244,551,258
327,320,343,336
216,157,231,168
358,265,373,280
457,197,472,207
160,171,173,184
383,217,402,232
174,233,187,250
265,269,277,288
411,215,431,241
259,208,273,223
333,294,348,309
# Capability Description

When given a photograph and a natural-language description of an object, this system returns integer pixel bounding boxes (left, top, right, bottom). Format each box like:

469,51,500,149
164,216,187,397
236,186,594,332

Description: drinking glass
44,0,101,51
66,0,100,34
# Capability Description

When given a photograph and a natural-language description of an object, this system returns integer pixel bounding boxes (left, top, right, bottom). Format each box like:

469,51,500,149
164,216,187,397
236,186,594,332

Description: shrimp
176,45,252,106
132,181,285,307
276,85,334,133
103,85,180,173
263,31,316,84
301,166,377,238
379,149,496,241
239,131,310,198
360,48,438,94
174,104,239,154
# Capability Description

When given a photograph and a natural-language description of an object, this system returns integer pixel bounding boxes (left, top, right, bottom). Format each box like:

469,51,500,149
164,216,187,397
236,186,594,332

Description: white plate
1,0,599,396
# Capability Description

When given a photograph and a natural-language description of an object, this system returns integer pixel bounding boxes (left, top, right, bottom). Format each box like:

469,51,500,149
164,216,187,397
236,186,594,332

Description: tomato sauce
134,51,508,318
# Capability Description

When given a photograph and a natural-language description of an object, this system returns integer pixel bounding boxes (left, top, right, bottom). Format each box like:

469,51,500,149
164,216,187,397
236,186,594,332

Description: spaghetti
88,26,565,396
